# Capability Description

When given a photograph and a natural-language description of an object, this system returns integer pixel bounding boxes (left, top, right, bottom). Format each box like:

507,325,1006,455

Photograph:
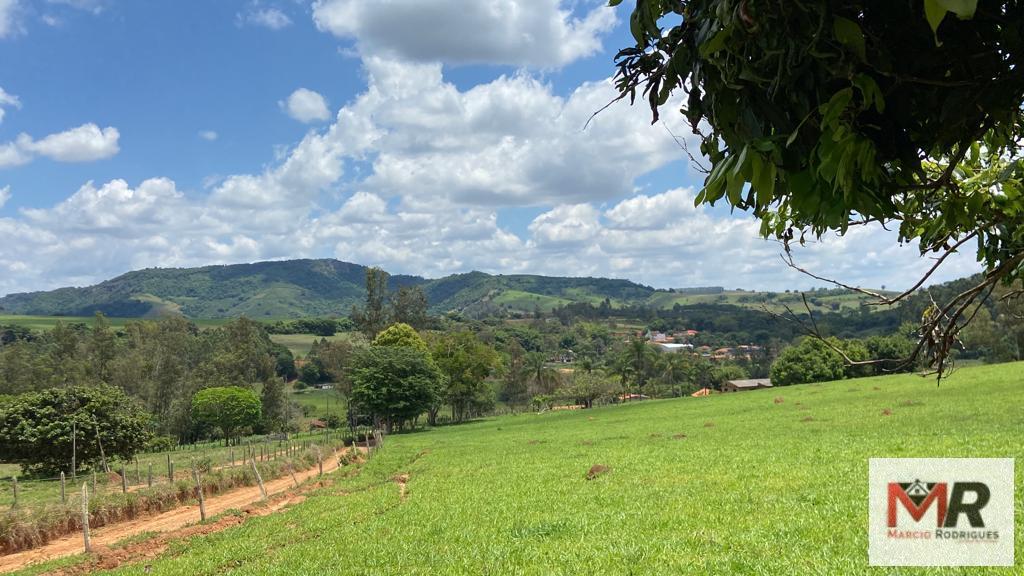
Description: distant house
654,342,694,353
722,379,773,392
549,350,576,363
711,347,734,360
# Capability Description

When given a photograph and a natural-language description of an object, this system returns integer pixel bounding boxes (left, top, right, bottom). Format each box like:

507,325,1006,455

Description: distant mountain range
0,258,879,319
0,259,658,318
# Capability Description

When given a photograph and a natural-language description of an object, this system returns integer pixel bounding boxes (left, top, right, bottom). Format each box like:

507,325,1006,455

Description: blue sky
0,0,978,296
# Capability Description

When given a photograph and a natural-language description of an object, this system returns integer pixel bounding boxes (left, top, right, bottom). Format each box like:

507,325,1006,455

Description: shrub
0,385,152,475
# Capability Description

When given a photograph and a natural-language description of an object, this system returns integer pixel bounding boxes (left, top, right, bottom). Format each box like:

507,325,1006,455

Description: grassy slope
289,387,347,420
645,289,883,314
78,362,1024,576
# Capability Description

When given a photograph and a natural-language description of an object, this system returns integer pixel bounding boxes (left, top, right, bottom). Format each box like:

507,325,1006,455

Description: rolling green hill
0,258,883,319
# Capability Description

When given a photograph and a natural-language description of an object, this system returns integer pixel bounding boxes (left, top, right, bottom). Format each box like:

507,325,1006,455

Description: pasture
23,361,1020,575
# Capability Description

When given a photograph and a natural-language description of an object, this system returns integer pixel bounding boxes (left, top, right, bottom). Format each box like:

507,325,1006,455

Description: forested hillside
0,258,888,319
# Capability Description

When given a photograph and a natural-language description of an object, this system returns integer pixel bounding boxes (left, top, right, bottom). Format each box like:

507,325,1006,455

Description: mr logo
869,458,1013,567
887,480,990,528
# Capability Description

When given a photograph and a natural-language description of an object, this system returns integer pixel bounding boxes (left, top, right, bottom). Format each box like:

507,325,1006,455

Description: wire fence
0,427,370,511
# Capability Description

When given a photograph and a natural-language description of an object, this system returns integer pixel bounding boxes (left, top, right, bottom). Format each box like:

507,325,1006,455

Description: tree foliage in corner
0,385,152,474
612,0,1024,373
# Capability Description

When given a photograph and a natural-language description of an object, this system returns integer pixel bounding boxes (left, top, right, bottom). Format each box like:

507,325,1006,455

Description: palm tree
524,352,560,395
628,337,655,396
656,354,686,397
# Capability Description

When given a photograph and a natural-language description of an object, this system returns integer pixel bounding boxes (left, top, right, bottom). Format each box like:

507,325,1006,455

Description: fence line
1,429,355,510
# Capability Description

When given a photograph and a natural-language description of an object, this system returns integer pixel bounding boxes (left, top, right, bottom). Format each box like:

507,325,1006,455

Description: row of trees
0,314,297,441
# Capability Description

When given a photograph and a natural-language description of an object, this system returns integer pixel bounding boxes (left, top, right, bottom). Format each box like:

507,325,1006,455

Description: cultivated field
9,362,1018,575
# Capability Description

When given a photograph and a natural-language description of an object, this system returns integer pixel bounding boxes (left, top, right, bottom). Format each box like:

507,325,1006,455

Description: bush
145,435,178,452
770,337,846,386
0,385,153,475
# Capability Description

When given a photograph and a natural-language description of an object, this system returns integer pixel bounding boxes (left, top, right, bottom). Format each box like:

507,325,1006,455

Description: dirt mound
585,465,610,480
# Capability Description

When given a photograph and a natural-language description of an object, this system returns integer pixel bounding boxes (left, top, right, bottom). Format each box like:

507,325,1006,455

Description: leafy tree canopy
191,386,262,445
350,345,442,432
770,337,847,386
373,323,430,352
0,385,152,475
613,0,1024,370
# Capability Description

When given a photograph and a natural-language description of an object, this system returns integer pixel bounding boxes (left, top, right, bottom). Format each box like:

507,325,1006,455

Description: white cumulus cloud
0,86,20,124
0,0,22,38
0,185,10,209
199,130,218,141
17,123,119,162
312,0,616,68
281,88,330,123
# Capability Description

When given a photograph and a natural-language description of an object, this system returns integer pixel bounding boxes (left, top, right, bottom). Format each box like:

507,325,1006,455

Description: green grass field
36,361,1018,575
269,333,353,357
644,289,888,314
290,386,347,419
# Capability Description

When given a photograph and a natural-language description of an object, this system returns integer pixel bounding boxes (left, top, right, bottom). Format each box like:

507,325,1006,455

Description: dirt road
0,448,359,574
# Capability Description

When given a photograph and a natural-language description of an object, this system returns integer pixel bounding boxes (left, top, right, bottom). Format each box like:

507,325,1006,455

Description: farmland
8,361,1020,575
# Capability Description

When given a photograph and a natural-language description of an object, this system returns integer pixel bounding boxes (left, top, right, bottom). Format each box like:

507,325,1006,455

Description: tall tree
429,331,499,423
524,352,560,395
260,378,290,433
350,346,441,433
352,267,391,338
392,285,429,330
191,386,261,446
500,340,531,411
87,312,116,383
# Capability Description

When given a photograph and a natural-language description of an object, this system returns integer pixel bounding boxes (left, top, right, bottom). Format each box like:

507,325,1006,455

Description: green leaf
924,0,947,40
833,17,866,62
607,0,624,6
923,0,975,43
936,0,977,18
629,11,646,45
700,29,730,57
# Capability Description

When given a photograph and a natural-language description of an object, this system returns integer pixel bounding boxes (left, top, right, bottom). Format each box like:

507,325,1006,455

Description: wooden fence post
81,483,91,553
135,458,141,486
192,465,206,522
91,471,96,494
167,454,172,483
120,463,127,493
148,463,153,488
61,472,67,505
250,461,267,500
11,476,17,508
288,464,299,488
